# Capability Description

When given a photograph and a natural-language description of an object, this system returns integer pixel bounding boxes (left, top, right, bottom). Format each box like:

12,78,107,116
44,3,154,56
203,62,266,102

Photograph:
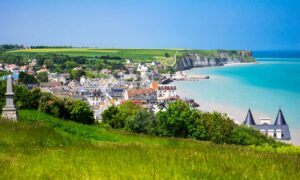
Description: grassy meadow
6,48,179,64
5,48,250,65
0,110,300,179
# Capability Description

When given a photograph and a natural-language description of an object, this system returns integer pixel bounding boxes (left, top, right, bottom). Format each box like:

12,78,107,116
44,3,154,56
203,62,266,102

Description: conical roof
243,109,256,125
274,109,287,125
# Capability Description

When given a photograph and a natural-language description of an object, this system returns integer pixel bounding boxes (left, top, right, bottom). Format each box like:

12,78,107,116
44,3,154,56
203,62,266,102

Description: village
0,58,200,121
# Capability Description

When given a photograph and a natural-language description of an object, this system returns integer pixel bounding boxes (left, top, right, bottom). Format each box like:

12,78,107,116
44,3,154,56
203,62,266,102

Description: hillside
4,48,255,67
0,110,300,179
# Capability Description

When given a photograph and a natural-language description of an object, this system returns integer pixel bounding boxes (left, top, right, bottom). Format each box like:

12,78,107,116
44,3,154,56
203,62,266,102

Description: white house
157,85,177,103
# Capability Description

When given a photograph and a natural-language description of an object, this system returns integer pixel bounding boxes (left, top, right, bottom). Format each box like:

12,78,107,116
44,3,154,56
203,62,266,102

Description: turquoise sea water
173,51,300,133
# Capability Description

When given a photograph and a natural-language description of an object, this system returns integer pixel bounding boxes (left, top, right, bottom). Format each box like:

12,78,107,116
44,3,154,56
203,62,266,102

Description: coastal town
0,52,291,143
0,58,201,121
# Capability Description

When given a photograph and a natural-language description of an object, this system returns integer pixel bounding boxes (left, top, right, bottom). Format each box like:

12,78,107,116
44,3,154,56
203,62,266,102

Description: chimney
260,117,271,125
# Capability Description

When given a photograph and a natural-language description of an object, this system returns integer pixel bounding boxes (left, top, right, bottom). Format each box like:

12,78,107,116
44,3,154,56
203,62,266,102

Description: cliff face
175,51,255,71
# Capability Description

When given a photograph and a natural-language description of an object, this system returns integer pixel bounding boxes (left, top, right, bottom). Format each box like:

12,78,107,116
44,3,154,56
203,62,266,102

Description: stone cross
1,75,18,121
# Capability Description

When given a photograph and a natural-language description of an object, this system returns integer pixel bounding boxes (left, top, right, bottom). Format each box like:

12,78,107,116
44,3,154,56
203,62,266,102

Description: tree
70,100,94,124
164,52,170,58
101,101,142,129
65,61,77,70
190,112,236,143
37,72,48,82
124,109,157,134
14,86,41,109
156,100,200,137
70,70,85,80
18,72,37,84
101,106,119,127
38,92,64,117
44,59,54,69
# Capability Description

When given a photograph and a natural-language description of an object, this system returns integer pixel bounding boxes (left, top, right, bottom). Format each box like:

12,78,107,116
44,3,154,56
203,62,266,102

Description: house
156,85,177,103
5,64,18,72
109,86,124,100
124,88,157,104
243,109,291,143
80,76,87,85
151,61,160,66
136,63,148,72
68,80,80,87
86,95,102,107
125,59,132,64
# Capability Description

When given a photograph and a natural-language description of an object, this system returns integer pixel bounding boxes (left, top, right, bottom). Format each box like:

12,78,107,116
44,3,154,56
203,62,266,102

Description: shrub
229,126,275,145
70,100,94,124
124,109,157,134
114,101,142,128
156,100,200,137
101,106,119,128
38,93,94,124
38,92,64,117
191,112,236,143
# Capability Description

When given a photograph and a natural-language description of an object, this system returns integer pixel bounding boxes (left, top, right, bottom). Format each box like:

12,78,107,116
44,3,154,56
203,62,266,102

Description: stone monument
1,75,18,121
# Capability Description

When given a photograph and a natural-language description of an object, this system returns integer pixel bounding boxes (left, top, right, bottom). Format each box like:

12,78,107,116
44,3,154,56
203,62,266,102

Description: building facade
243,109,291,143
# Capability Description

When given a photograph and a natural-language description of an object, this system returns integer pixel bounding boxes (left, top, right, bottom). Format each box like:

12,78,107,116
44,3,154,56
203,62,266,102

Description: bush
37,72,48,82
38,92,64,117
104,100,279,146
190,112,236,143
70,100,94,125
156,101,200,137
124,109,157,134
101,106,119,128
112,101,142,128
38,93,94,124
229,126,275,145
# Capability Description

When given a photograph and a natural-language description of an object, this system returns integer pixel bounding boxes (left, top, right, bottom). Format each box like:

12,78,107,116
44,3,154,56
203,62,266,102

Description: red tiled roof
128,88,156,97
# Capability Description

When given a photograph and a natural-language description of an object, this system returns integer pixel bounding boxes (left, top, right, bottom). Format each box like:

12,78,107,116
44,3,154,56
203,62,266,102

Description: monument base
2,106,18,121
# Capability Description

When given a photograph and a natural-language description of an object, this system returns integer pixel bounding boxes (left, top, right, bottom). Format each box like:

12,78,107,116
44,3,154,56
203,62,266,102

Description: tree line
102,100,279,146
0,81,94,124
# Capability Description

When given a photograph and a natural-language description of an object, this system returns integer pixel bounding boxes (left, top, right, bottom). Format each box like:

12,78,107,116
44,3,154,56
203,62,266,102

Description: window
267,129,274,137
276,129,282,139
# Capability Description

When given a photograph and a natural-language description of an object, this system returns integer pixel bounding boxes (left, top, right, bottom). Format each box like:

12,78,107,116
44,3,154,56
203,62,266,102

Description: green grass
5,48,252,66
0,110,299,179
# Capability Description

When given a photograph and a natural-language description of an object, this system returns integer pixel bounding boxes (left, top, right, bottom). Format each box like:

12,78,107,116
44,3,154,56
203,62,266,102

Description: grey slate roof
243,109,256,126
243,109,291,141
253,124,291,140
274,109,287,125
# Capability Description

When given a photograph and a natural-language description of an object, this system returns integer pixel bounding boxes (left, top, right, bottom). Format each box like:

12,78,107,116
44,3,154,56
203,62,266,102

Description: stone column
1,75,18,121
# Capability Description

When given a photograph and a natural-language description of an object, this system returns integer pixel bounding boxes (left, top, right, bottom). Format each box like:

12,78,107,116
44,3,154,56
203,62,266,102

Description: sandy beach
224,62,258,67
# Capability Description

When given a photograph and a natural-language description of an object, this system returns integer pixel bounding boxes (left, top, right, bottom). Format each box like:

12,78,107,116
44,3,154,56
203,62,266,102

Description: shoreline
172,62,300,145
176,90,300,145
172,62,257,81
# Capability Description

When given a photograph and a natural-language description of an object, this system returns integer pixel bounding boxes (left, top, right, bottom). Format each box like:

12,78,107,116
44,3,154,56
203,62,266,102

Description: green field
0,110,299,179
5,48,250,65
6,48,180,64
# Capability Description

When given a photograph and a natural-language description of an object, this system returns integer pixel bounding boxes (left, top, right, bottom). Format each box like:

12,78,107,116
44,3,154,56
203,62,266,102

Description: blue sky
0,0,299,50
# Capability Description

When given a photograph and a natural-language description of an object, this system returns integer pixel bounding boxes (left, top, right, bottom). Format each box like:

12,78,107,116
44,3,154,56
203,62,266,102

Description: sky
0,0,299,50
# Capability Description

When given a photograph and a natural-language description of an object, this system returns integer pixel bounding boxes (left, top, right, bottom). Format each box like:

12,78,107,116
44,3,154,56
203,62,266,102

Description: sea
172,51,300,144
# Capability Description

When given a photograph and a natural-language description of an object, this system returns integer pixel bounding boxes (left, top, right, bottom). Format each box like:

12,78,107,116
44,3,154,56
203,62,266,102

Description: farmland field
5,48,246,65
6,48,182,64
0,110,299,179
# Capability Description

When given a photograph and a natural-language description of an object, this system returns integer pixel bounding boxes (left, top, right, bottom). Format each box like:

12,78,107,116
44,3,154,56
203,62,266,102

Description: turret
274,109,287,125
243,109,256,126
